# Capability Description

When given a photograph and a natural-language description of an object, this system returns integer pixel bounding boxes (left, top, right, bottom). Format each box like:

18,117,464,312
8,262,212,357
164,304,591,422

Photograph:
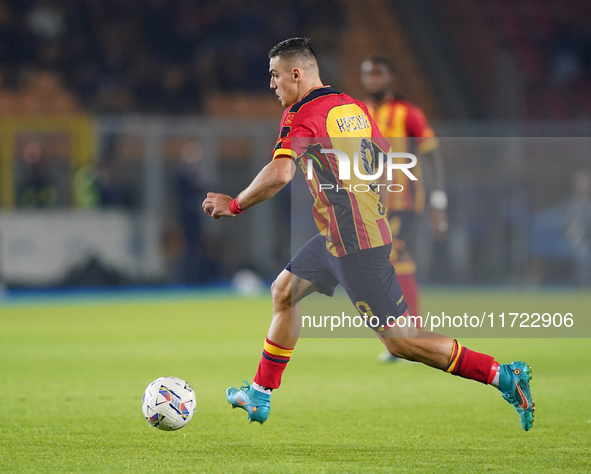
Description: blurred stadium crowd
0,0,342,113
1,1,591,117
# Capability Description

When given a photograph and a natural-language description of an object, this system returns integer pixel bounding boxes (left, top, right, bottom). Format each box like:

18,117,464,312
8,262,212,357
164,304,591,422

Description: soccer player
361,56,447,324
202,38,535,431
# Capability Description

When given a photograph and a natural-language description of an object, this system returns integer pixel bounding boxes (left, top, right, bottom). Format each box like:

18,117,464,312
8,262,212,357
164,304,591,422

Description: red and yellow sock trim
488,361,500,385
445,341,496,385
445,340,466,374
262,338,293,364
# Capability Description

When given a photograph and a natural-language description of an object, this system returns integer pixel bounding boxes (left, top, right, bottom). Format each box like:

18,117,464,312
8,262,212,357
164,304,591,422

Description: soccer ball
142,376,196,430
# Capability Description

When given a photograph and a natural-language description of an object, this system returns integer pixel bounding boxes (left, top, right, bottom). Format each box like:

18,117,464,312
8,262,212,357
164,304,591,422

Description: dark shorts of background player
286,233,408,332
388,210,419,254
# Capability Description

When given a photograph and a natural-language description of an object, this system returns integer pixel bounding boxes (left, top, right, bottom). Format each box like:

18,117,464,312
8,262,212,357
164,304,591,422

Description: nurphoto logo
305,143,418,193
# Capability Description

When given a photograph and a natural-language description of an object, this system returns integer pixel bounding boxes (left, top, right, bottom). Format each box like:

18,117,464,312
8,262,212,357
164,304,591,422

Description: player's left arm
407,106,448,240
202,157,295,219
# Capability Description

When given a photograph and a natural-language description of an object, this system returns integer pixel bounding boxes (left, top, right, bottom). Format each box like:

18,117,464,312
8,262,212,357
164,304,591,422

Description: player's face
269,57,299,108
360,61,393,97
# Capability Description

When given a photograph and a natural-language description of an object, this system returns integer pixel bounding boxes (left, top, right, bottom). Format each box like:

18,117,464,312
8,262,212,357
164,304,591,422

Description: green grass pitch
1,289,590,473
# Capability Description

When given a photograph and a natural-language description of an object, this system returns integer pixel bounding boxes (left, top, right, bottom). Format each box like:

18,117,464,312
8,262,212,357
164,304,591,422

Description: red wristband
229,197,244,215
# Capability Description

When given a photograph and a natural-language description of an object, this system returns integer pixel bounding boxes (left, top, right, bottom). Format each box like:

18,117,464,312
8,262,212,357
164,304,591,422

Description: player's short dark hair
368,55,395,73
268,37,317,63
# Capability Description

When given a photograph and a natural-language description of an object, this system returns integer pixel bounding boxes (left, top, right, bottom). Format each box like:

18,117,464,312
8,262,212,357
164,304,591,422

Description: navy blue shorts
286,233,408,331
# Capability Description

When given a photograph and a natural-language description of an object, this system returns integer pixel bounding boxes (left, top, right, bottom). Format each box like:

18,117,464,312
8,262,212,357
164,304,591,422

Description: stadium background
1,0,590,290
1,2,591,472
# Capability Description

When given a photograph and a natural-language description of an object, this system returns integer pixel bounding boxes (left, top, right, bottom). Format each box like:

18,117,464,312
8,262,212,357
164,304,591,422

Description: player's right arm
202,110,308,219
201,158,294,219
236,157,295,209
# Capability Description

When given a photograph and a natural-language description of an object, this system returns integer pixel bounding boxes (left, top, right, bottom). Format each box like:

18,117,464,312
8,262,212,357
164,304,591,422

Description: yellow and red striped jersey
273,86,392,257
365,98,439,214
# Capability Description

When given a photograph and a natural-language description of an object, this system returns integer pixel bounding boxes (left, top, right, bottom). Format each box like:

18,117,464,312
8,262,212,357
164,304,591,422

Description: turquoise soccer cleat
498,362,536,431
226,381,271,424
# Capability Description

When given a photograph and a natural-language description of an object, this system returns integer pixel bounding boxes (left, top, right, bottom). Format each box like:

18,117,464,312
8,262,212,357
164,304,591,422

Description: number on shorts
355,301,374,318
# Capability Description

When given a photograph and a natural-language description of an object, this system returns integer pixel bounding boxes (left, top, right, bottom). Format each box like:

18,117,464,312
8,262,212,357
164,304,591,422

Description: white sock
491,368,500,388
252,382,272,395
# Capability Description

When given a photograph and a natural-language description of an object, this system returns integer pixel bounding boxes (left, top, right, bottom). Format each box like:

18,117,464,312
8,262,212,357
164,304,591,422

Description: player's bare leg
266,269,317,348
226,270,316,423
380,332,453,369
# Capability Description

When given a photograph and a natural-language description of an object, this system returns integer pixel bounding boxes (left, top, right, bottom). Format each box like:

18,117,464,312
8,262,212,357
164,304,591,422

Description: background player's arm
422,147,448,240
407,105,448,240
202,157,295,218
423,147,445,192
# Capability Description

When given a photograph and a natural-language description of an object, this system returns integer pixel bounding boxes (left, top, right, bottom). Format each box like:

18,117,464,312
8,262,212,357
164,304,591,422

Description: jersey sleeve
272,111,315,160
405,105,439,154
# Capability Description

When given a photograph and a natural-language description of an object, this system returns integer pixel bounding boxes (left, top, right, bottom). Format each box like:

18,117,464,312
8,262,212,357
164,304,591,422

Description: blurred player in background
202,38,535,432
361,56,447,361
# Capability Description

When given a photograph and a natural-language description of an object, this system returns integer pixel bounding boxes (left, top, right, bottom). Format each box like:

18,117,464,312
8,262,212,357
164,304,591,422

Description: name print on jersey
335,114,371,133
